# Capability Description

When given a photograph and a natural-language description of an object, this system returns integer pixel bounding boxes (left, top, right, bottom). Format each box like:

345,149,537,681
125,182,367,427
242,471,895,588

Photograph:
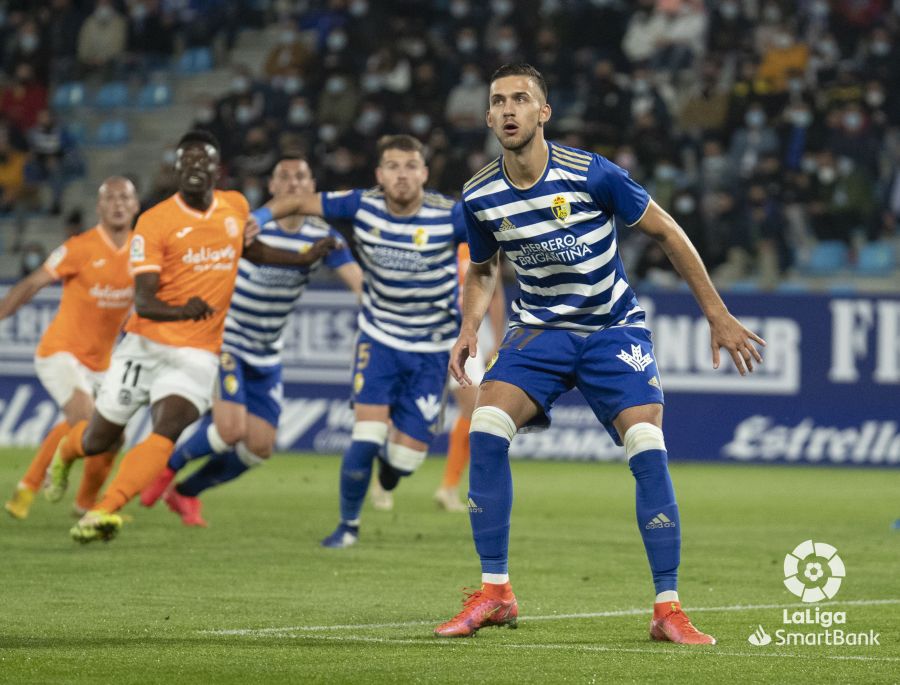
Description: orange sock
59,420,88,464
95,433,174,513
75,450,117,511
20,420,70,491
442,417,471,488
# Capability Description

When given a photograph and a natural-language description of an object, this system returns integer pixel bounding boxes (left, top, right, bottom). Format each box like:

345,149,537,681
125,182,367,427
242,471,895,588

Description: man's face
97,179,140,229
175,142,220,195
268,159,315,199
486,75,551,151
375,149,428,204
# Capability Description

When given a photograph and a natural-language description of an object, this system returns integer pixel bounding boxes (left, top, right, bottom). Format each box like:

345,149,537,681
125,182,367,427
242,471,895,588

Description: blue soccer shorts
217,351,283,427
350,332,450,444
482,325,665,445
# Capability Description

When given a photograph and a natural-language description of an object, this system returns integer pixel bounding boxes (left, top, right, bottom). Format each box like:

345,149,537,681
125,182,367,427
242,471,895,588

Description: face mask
801,156,817,174
357,109,383,133
788,78,805,94
762,4,781,22
410,114,431,135
496,38,517,55
96,5,114,21
327,31,348,51
280,30,295,45
361,73,382,93
774,33,792,49
789,110,812,127
244,185,263,207
131,3,147,20
19,33,38,53
837,157,854,176
811,0,829,17
195,107,215,124
288,105,311,126
632,79,650,95
843,112,863,131
349,0,368,17
461,71,479,86
450,0,469,17
319,124,339,143
457,36,477,53
231,76,249,94
746,110,766,128
283,76,304,94
326,77,347,94
719,1,739,19
235,105,254,125
865,90,885,107
819,41,838,59
674,196,696,214
405,39,426,58
870,41,890,56
491,0,513,16
655,164,677,181
818,166,836,184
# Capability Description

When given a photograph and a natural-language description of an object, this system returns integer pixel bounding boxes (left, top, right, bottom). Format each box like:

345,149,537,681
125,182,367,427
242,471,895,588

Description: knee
351,421,388,445
216,421,245,447
385,442,427,474
470,406,517,442
82,428,113,456
244,436,272,460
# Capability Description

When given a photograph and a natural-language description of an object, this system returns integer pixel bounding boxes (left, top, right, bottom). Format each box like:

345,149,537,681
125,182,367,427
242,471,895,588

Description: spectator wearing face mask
25,110,83,215
316,73,359,133
827,104,881,178
729,104,780,179
756,27,809,93
445,64,488,139
126,0,175,71
807,151,876,242
0,64,48,134
77,0,127,78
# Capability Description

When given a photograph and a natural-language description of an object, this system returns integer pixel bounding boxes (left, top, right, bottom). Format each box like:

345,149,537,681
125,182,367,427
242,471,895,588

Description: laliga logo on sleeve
783,539,845,603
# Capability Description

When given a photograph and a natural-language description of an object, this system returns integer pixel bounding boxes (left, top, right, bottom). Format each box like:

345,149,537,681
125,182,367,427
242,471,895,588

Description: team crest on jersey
353,372,365,394
413,227,428,247
225,216,240,238
130,235,145,262
224,374,239,395
220,352,236,371
551,195,570,222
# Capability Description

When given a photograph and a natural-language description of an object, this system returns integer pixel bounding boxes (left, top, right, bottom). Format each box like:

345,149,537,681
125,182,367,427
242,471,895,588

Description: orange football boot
434,585,518,638
650,601,716,645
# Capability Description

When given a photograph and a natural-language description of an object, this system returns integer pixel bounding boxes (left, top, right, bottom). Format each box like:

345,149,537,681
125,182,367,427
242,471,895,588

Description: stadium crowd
1,0,899,284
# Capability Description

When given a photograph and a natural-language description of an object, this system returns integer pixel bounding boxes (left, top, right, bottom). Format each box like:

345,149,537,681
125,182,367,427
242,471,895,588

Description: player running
2,177,138,520
45,131,337,543
139,156,363,526
269,134,468,548
434,65,765,644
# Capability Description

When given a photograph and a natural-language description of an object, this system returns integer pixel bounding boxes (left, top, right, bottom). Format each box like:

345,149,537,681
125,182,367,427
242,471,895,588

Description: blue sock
339,440,381,523
468,431,513,575
629,449,680,595
169,415,216,472
176,448,249,497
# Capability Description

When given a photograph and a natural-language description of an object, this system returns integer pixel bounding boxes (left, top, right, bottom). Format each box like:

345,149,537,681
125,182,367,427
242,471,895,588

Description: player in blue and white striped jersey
435,64,766,643
140,158,363,525
281,134,468,548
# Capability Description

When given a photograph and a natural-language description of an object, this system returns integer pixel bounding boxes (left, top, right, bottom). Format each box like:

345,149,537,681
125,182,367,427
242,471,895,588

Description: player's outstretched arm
266,192,325,220
133,272,215,322
633,199,766,375
451,252,500,386
0,266,55,320
243,236,338,267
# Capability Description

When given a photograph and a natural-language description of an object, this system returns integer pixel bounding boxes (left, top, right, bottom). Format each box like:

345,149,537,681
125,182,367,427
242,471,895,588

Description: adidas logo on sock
645,512,676,529
467,497,483,513
499,217,517,232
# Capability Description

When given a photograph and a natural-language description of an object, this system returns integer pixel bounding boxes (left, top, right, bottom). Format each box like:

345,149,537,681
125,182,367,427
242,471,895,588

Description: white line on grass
203,598,900,636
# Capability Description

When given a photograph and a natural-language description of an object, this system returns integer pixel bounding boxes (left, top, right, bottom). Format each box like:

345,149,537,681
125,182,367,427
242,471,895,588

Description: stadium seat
724,279,759,293
51,82,87,111
803,241,848,275
176,47,214,74
855,241,895,276
92,119,130,147
64,121,87,145
134,82,172,109
93,82,130,110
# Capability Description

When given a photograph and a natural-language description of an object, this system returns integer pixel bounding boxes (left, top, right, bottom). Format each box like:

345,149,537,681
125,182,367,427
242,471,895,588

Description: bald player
2,177,139,520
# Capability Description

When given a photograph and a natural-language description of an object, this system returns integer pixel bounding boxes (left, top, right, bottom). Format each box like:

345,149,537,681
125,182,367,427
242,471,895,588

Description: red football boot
163,488,208,527
650,601,716,645
140,467,176,507
434,584,518,638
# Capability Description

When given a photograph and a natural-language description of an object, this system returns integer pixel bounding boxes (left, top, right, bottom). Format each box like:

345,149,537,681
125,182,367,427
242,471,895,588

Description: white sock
482,573,509,585
655,590,679,603
207,423,229,454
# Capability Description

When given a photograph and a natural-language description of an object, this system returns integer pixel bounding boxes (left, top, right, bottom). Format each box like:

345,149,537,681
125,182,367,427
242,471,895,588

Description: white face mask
326,77,347,95
457,36,477,53
288,105,312,126
491,0,513,16
865,90,885,107
195,107,215,124
95,5,114,21
450,0,469,17
818,166,837,184
19,33,38,53
327,31,348,51
235,105,254,125
319,124,339,143
410,114,431,135
231,76,250,94
496,37,517,55
789,109,812,127
280,30,296,45
349,0,368,17
361,73,382,93
674,196,696,214
356,109,383,133
461,71,479,86
746,110,766,128
283,76,304,95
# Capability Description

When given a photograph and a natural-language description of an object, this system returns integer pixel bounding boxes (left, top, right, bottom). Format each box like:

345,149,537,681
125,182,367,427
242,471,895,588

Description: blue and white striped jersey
463,142,651,333
222,209,355,367
320,188,467,352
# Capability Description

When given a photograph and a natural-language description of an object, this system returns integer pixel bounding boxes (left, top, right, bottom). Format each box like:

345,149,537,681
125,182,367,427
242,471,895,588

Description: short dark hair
490,63,548,102
376,134,425,162
177,129,221,154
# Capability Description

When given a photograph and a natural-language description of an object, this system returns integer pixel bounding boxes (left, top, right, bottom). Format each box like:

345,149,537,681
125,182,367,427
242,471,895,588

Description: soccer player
434,65,765,644
45,131,337,543
269,134,467,548
139,156,363,526
1,177,138,520
434,243,506,512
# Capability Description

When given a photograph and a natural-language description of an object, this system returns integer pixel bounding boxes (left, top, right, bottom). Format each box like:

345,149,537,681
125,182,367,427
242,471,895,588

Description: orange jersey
36,225,134,371
125,191,249,353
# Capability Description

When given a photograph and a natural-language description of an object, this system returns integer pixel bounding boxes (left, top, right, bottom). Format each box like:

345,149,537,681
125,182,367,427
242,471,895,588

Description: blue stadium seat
724,279,760,293
774,281,808,294
804,241,849,275
134,82,172,109
93,82,129,110
855,241,895,276
176,47,214,74
92,119,130,147
51,82,87,111
64,121,87,145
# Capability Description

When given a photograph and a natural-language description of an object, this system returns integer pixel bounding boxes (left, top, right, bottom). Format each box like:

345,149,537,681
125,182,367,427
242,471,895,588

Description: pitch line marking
202,598,900,636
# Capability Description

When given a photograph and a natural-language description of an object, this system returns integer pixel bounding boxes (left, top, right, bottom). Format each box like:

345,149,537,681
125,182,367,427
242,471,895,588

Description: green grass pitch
1,449,898,684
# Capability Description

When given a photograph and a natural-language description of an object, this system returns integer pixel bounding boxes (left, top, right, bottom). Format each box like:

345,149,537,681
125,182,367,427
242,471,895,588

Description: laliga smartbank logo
747,540,880,647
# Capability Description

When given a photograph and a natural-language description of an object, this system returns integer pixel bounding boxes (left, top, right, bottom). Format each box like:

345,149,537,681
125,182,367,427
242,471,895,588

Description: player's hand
709,311,766,376
296,237,338,266
449,327,478,386
180,296,215,321
243,216,261,246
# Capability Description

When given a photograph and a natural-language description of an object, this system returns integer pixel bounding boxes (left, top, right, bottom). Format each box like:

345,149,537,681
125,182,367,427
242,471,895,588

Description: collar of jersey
500,140,552,194
175,193,219,220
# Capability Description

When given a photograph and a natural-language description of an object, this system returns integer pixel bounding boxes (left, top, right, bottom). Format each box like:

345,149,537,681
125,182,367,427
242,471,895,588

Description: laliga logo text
747,540,880,647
